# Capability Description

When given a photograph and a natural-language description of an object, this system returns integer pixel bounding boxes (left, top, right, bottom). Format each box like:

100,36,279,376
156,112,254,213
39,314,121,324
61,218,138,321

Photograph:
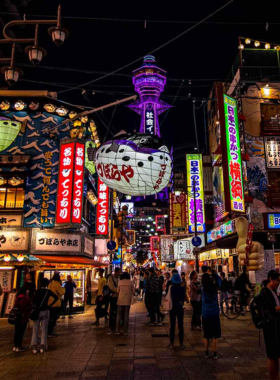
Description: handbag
30,290,49,321
8,305,21,325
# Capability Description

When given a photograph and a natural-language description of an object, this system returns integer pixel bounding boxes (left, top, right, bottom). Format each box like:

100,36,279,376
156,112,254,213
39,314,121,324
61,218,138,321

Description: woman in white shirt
115,272,135,335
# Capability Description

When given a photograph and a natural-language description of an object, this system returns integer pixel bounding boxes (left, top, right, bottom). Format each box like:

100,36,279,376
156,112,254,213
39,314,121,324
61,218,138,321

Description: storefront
199,248,238,277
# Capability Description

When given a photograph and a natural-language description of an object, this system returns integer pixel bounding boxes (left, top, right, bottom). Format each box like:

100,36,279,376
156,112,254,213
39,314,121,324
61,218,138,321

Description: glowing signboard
150,236,160,252
268,214,280,229
96,179,109,235
207,219,236,243
56,142,75,225
186,154,205,233
224,95,245,213
169,192,187,234
72,142,85,224
145,104,155,134
160,235,173,261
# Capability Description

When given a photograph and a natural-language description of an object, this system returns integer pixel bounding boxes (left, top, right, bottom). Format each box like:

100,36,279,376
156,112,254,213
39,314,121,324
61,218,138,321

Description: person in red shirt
13,286,32,352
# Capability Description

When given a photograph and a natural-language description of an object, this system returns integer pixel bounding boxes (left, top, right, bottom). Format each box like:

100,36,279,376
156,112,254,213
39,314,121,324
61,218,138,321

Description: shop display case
44,269,85,314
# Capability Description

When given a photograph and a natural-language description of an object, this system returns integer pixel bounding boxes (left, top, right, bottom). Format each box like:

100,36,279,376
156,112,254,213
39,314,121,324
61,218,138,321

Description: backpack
102,285,112,298
250,293,267,329
8,303,22,325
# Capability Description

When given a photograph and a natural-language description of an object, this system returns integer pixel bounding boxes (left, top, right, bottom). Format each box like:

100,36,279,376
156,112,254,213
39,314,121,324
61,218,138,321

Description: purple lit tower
128,55,171,137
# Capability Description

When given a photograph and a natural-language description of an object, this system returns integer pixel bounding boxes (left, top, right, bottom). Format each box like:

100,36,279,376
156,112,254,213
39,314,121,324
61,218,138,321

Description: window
261,104,280,135
0,188,24,209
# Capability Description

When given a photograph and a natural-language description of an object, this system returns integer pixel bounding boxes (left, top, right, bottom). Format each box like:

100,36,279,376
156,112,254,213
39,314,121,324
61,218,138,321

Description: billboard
268,214,280,229
186,154,205,233
169,192,187,234
223,95,245,213
96,179,109,235
207,219,236,243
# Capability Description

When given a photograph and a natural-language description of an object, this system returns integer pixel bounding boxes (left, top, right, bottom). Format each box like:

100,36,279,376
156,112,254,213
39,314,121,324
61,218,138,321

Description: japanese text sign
268,214,280,229
56,142,75,224
223,95,245,213
72,143,85,224
145,103,155,134
265,137,280,168
160,236,174,261
0,270,13,292
169,192,187,234
35,232,81,252
207,219,236,243
186,154,205,233
96,178,109,235
150,236,160,252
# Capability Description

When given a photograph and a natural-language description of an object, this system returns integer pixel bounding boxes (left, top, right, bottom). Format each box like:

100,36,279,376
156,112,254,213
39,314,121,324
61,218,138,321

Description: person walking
146,267,163,326
47,273,65,337
61,275,77,319
234,265,253,314
107,267,120,334
24,273,36,299
202,268,221,359
259,270,280,379
115,272,135,335
139,271,145,300
92,268,106,325
190,271,202,331
13,286,32,352
31,278,58,354
167,273,185,349
156,269,165,306
219,272,230,312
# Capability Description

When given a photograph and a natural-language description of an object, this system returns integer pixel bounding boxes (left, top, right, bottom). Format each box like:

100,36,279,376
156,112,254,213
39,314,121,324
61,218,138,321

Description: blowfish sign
223,95,244,213
56,141,85,225
186,154,205,233
96,179,109,235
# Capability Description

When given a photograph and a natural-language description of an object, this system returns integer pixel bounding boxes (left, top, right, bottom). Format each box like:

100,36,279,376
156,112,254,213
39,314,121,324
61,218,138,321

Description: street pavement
0,300,270,380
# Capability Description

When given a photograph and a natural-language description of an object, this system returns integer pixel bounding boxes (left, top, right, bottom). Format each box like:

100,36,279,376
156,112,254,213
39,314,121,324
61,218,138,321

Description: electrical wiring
57,0,234,94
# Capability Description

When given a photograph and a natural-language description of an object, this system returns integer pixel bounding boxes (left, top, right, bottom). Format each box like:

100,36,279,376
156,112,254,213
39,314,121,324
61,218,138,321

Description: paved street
0,301,269,380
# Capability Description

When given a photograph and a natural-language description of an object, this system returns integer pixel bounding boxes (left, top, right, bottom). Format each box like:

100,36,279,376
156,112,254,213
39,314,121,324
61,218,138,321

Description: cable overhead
57,0,234,95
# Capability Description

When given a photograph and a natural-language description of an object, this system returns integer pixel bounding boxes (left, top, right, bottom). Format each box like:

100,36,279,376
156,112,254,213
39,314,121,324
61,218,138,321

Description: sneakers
107,330,113,335
40,348,45,354
68,315,73,319
167,344,174,349
12,347,16,352
115,332,120,335
204,351,209,358
15,347,27,352
213,352,219,359
32,349,38,354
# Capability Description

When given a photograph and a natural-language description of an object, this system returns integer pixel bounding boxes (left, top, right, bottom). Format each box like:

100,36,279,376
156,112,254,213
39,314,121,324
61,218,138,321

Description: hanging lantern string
239,36,280,47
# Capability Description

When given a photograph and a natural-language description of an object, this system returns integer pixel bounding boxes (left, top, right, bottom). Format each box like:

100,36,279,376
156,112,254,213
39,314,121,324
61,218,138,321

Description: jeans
14,322,27,348
146,293,163,323
169,306,184,345
31,310,50,348
116,305,130,333
191,300,201,328
64,294,74,315
109,297,118,331
48,307,60,335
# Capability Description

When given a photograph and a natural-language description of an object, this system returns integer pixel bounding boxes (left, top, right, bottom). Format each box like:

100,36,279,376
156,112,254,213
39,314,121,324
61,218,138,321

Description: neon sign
268,214,280,229
96,178,109,235
207,219,236,243
145,104,155,134
72,143,85,224
224,95,244,213
150,236,160,252
186,154,205,233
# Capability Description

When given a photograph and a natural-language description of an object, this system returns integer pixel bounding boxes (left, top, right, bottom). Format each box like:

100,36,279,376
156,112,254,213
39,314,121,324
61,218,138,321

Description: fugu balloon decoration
95,133,172,196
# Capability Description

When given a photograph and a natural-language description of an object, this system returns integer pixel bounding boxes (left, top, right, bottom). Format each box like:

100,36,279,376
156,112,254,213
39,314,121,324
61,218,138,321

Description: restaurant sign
223,95,245,213
186,154,205,233
207,219,236,243
0,230,29,251
268,214,280,229
160,236,174,261
35,232,81,252
174,234,205,260
265,137,280,168
169,192,187,234
96,178,109,236
0,215,22,226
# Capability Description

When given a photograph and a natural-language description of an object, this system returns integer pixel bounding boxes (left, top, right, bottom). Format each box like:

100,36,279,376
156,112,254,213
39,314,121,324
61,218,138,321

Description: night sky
1,0,279,159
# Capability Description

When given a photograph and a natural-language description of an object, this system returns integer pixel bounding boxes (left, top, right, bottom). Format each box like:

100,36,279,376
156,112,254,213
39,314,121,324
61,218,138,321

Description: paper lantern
95,133,172,195
0,118,21,152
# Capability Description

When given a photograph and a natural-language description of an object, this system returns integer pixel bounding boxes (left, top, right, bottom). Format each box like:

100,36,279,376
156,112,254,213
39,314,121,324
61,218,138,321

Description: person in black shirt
62,275,77,318
234,266,253,313
31,278,58,354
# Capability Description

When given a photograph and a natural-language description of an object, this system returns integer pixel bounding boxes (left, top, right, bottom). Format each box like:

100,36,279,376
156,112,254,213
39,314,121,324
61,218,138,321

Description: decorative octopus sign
96,179,109,235
223,95,244,213
95,133,172,196
55,141,85,225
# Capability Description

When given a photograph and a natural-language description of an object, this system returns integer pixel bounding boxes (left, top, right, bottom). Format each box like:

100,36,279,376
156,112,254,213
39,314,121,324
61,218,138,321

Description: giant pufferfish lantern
95,133,172,196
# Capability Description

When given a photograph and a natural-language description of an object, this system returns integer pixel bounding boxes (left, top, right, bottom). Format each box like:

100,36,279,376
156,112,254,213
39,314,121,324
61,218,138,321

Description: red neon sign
56,142,75,224
96,178,109,235
72,142,85,224
150,236,160,252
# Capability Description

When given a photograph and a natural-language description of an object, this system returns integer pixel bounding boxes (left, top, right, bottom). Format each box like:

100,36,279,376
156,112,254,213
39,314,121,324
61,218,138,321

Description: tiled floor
0,301,269,379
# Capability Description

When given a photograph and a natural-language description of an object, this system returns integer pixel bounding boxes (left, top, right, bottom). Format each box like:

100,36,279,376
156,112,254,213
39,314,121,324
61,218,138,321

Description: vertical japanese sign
223,95,244,212
150,236,160,252
169,192,187,234
160,235,174,261
145,103,155,134
96,178,109,235
72,143,85,224
56,143,75,224
186,154,205,234
40,151,53,224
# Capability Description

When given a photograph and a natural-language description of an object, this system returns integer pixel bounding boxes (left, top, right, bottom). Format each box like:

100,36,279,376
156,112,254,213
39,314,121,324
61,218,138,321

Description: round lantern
0,118,21,152
95,133,172,196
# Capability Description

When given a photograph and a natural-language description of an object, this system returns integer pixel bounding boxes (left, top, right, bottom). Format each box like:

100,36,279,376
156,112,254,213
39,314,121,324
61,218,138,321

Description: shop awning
35,255,105,266
199,233,238,253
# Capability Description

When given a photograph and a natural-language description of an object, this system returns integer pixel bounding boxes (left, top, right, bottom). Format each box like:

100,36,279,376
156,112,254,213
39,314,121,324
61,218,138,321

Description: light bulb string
239,36,280,47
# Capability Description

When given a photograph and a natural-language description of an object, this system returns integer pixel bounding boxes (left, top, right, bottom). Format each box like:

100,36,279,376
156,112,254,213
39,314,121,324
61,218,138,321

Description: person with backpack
107,267,120,334
253,270,280,379
201,268,221,359
47,273,65,337
31,278,58,354
92,268,107,325
13,286,32,352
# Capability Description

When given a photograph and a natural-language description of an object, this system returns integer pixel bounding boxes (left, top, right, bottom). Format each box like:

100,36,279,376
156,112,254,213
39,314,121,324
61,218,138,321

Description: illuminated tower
128,55,171,137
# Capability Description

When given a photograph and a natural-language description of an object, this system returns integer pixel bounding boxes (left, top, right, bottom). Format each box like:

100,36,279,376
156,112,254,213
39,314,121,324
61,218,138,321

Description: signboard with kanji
223,95,245,213
35,232,81,252
265,137,280,168
169,192,187,234
0,270,13,292
268,213,280,229
186,154,205,233
96,179,109,236
145,103,155,134
150,236,160,252
160,235,174,261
